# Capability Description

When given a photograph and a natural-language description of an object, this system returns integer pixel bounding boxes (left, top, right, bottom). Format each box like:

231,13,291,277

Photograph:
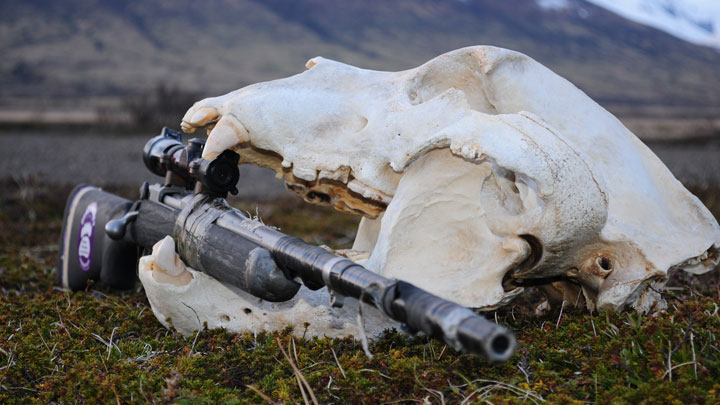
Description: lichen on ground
1,179,719,404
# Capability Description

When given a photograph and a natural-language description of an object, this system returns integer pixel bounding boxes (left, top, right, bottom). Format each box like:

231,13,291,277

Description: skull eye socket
519,234,543,270
597,257,612,271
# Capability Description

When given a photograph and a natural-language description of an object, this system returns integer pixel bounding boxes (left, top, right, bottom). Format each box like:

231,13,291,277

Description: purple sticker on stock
77,202,97,272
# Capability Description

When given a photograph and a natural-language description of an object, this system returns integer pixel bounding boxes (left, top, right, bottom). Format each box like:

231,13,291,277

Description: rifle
57,127,517,362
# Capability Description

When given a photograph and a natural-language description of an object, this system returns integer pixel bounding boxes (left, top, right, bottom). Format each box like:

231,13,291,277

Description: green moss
1,180,719,403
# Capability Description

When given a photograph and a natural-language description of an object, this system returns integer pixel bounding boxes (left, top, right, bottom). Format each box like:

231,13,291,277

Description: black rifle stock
57,128,517,362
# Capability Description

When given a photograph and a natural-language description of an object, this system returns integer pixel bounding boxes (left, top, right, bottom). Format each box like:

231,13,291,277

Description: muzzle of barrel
386,281,517,362
456,315,517,363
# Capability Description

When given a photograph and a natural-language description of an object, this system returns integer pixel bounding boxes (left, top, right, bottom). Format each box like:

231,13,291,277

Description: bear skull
138,46,720,338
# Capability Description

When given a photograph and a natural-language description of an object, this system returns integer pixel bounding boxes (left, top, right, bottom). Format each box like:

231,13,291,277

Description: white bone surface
140,45,720,338
139,236,392,338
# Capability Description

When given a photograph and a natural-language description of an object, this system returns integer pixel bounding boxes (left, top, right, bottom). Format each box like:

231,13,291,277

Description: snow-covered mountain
537,0,720,49
585,0,720,49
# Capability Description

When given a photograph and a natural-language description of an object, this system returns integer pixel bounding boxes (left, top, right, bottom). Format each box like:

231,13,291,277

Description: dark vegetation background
1,0,719,403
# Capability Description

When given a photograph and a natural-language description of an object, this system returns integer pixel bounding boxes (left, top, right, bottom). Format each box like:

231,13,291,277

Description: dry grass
0,179,719,403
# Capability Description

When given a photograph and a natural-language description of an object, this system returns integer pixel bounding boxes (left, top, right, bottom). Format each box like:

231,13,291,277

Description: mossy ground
1,179,719,404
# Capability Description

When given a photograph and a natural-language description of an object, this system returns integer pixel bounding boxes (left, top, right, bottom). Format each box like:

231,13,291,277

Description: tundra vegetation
1,179,719,404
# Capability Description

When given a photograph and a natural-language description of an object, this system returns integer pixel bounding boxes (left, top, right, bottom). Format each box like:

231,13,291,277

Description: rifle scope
143,127,240,197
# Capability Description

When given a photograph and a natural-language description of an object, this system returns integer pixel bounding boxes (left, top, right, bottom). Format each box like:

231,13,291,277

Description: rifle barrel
213,205,517,362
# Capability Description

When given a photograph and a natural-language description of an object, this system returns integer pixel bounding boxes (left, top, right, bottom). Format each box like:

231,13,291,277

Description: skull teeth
181,106,219,133
318,167,351,183
143,236,193,286
292,166,318,181
152,236,184,276
202,114,251,160
347,180,393,204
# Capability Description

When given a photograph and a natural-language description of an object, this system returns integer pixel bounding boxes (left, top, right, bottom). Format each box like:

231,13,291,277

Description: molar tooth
281,159,292,169
319,167,350,183
292,166,318,181
347,180,393,204
285,181,308,193
202,114,250,160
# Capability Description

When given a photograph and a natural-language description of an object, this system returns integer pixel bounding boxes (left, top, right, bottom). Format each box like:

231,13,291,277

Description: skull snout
584,245,666,312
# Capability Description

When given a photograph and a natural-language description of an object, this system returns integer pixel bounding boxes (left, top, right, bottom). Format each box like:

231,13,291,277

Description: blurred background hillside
0,0,719,191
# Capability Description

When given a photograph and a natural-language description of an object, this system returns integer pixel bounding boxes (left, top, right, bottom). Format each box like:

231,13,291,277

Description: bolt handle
105,211,139,240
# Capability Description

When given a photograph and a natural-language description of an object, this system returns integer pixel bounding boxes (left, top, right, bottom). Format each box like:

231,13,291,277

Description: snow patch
586,0,720,49
537,0,571,10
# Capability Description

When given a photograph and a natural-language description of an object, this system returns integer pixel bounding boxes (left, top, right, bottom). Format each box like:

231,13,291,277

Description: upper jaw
180,105,396,217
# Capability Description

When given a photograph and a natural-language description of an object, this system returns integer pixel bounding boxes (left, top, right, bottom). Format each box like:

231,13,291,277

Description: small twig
356,292,373,359
358,369,392,379
246,384,275,404
0,350,14,371
594,374,598,403
98,349,109,374
292,337,299,365
38,332,50,352
517,365,530,384
456,378,544,404
295,373,310,405
662,361,696,380
107,327,119,360
55,305,72,339
691,332,697,379
556,301,566,329
422,387,445,405
329,344,346,379
437,345,447,361
189,329,201,357
666,340,673,381
91,328,121,361
276,338,318,405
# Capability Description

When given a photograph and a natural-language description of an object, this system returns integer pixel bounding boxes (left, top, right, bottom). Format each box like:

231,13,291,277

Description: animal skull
139,46,720,338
